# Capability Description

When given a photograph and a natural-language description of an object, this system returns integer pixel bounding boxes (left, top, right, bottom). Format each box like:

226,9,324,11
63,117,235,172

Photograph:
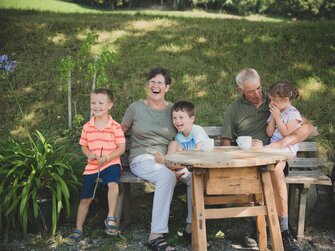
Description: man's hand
252,139,263,148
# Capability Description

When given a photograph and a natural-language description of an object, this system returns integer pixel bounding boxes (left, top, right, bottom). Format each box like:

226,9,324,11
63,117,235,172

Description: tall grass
0,4,334,163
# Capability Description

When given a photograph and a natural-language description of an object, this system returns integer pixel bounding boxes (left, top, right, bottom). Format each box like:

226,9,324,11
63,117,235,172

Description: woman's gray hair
235,68,260,89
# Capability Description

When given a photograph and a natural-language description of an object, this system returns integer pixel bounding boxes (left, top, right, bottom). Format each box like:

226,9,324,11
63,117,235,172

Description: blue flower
0,54,16,74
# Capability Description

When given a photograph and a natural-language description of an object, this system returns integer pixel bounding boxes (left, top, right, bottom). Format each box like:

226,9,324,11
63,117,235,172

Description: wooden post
297,184,309,238
261,165,284,251
90,55,98,118
192,169,207,251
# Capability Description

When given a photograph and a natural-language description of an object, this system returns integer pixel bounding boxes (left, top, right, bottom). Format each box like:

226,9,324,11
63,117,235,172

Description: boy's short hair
171,100,196,117
92,88,114,102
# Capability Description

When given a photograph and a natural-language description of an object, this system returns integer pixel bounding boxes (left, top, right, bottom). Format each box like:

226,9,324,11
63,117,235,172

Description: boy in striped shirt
66,88,125,245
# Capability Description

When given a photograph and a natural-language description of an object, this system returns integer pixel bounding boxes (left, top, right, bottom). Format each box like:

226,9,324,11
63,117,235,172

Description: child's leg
66,198,92,245
101,164,121,235
75,173,97,231
178,169,192,231
76,198,93,231
270,161,289,231
107,182,119,217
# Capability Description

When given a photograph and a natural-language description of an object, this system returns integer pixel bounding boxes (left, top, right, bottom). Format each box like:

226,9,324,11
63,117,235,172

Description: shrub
0,131,80,238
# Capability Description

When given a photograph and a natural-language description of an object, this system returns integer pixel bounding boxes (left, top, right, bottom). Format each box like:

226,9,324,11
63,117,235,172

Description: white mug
200,138,214,151
236,136,252,149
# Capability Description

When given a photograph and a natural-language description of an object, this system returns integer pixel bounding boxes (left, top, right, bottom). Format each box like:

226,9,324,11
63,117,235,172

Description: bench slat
286,171,331,185
297,142,318,152
288,158,334,169
288,158,319,169
120,171,147,183
203,126,223,137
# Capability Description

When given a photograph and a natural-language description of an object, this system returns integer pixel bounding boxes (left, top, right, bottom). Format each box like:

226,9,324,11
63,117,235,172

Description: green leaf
51,192,57,235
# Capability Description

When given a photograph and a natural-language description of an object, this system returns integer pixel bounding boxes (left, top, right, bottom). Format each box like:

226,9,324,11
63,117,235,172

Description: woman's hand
154,152,165,164
175,170,186,180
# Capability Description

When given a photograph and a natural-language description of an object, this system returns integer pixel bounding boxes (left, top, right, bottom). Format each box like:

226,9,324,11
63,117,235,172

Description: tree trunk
67,70,72,128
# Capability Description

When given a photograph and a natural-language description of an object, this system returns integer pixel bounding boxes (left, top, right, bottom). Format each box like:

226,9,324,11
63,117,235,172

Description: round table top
164,146,292,168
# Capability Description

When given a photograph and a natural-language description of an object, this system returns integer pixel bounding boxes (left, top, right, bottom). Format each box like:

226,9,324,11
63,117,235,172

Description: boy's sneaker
281,230,301,251
245,230,258,248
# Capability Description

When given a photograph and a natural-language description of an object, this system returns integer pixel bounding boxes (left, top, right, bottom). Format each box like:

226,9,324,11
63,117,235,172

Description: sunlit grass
48,33,67,45
0,0,103,13
0,0,288,22
298,77,327,99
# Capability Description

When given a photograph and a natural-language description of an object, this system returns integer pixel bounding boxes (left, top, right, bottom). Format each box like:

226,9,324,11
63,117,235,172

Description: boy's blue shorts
80,164,121,199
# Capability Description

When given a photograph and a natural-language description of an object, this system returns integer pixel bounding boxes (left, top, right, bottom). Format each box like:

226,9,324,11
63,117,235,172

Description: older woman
121,67,177,251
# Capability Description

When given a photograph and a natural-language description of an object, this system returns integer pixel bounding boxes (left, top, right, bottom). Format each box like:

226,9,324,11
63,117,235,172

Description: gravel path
1,186,334,250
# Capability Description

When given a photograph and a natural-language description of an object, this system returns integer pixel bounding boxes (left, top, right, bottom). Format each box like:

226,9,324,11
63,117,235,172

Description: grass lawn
1,7,334,152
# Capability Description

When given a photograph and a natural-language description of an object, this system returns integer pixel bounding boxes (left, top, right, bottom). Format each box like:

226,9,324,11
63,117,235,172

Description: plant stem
8,80,32,139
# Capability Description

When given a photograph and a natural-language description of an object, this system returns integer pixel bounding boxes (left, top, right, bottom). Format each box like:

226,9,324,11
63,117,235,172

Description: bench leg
123,183,131,225
288,184,297,230
297,184,309,239
115,183,124,224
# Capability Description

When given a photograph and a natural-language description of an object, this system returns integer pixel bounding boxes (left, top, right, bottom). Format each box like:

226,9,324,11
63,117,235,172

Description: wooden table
165,146,292,251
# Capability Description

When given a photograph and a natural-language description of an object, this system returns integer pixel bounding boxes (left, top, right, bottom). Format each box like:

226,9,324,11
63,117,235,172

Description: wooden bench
115,126,333,239
286,142,333,238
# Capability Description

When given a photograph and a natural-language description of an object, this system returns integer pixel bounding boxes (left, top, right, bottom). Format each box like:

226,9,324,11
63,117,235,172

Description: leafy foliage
59,32,116,125
0,131,80,237
62,0,335,18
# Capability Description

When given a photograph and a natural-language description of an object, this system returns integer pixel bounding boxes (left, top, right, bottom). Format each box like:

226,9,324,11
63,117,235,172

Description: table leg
257,215,267,251
192,169,207,251
261,168,284,251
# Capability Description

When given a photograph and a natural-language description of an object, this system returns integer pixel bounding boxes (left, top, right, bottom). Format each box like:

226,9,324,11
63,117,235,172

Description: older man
222,68,315,251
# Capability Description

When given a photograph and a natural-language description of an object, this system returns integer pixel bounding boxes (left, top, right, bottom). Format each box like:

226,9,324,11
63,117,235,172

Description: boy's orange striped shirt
79,116,125,175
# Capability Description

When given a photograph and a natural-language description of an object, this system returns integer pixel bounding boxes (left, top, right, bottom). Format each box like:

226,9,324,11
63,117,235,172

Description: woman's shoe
146,236,176,251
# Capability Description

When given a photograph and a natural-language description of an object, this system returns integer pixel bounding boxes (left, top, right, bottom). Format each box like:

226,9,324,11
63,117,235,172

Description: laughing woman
121,67,177,251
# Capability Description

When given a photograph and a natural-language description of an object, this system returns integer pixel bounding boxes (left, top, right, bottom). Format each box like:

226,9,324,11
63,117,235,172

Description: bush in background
68,0,335,18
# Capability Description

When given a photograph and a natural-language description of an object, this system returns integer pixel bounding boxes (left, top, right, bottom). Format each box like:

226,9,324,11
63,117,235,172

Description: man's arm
267,117,317,148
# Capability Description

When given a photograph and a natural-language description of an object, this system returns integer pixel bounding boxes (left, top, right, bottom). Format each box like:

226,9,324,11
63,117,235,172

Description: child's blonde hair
268,80,300,100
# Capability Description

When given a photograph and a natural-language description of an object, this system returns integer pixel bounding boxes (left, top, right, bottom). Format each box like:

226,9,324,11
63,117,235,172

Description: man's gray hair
235,68,260,89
